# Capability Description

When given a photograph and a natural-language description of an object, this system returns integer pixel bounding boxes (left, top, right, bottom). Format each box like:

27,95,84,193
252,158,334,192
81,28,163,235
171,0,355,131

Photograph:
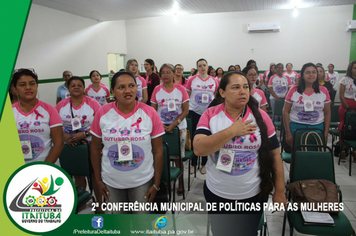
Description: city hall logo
4,163,76,234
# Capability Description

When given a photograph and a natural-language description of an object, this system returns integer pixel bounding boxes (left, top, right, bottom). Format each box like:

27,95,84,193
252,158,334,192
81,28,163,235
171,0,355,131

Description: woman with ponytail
193,71,286,236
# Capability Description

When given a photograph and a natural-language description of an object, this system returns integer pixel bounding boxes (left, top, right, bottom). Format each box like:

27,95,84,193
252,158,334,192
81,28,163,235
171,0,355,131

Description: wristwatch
85,131,90,137
177,119,182,124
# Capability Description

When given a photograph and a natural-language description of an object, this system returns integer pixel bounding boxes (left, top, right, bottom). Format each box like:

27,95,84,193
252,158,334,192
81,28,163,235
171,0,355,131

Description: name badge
21,140,33,160
281,80,287,87
331,79,335,85
167,99,176,112
304,100,314,111
117,140,133,162
202,93,210,103
216,148,235,173
71,117,82,131
65,92,71,98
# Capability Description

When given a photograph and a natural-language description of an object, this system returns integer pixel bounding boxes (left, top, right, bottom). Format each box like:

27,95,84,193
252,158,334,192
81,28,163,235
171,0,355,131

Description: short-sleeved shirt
151,84,189,130
339,77,356,99
251,89,268,108
263,70,270,80
326,71,339,86
195,104,276,200
283,71,299,85
268,74,293,98
90,102,165,189
185,75,219,115
13,100,63,164
56,83,70,100
285,85,331,125
85,83,110,106
136,76,148,102
55,96,101,141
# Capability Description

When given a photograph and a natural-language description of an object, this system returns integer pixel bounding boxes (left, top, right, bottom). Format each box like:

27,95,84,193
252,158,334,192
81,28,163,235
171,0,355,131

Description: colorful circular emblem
120,145,130,156
22,145,30,154
3,162,76,234
220,154,231,166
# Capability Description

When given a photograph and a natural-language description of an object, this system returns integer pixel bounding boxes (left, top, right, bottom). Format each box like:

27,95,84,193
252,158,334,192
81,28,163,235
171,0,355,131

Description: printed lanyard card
117,140,133,162
303,100,314,111
216,148,235,173
202,93,210,103
71,117,82,131
281,79,287,87
21,140,33,160
167,99,176,111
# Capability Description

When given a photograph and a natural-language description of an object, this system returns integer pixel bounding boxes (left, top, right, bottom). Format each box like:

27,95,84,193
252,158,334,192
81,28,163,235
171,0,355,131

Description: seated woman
193,71,286,236
90,71,165,214
12,68,63,164
56,76,101,189
283,63,331,147
151,63,189,196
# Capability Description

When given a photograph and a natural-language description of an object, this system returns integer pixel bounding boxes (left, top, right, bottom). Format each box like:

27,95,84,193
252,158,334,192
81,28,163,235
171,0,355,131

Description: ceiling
32,0,356,22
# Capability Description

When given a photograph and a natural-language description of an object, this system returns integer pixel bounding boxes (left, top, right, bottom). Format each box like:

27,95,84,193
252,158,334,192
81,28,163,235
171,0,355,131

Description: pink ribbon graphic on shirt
296,96,303,104
249,134,257,143
34,110,43,120
159,99,165,106
349,85,353,90
81,115,87,124
131,117,142,130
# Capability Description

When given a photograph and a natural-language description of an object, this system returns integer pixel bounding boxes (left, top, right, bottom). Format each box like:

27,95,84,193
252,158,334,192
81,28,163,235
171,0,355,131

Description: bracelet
153,184,160,191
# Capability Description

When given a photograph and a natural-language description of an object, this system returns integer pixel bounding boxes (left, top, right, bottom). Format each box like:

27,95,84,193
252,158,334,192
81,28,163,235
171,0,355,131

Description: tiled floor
79,135,356,235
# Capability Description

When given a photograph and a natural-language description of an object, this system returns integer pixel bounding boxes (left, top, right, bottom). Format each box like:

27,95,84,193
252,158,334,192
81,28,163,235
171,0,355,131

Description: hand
230,118,257,137
324,133,328,144
73,132,85,141
286,133,293,147
164,124,174,133
144,186,157,203
272,191,287,211
63,133,76,146
96,179,109,202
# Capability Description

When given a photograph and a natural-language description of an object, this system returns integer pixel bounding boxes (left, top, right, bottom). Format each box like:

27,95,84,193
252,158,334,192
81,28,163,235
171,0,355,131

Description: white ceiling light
293,7,299,17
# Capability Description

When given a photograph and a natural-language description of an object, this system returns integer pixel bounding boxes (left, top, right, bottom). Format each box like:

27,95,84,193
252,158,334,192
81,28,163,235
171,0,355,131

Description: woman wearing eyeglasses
173,64,187,86
12,69,63,164
242,66,267,112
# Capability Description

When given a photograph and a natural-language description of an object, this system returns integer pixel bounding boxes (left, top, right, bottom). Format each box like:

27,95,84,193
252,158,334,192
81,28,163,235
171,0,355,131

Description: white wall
125,5,353,72
15,4,126,106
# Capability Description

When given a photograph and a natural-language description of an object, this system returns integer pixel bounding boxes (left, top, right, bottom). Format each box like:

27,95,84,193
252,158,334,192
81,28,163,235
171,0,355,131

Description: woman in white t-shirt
326,63,339,86
283,63,331,147
85,70,111,105
126,59,148,103
186,58,219,175
338,60,356,160
12,69,63,164
242,66,268,112
283,63,299,85
215,67,224,82
193,71,286,236
90,71,165,214
151,63,190,196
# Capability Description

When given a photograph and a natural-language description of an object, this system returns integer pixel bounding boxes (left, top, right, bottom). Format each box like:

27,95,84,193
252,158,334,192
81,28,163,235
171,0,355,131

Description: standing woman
12,69,63,164
235,65,241,72
85,70,111,105
151,63,189,195
268,63,293,121
56,76,101,188
126,59,148,104
317,65,336,103
283,63,331,147
194,71,286,236
283,63,299,85
338,61,356,160
208,67,216,78
186,58,219,174
142,58,160,105
90,71,164,214
264,64,276,87
242,66,268,112
215,67,224,82
228,65,236,71
173,64,187,86
326,63,339,86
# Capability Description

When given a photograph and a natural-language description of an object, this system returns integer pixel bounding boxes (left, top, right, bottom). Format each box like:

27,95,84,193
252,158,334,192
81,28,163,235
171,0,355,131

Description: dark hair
196,58,208,67
328,63,334,68
286,63,293,68
228,65,236,71
346,60,356,86
297,63,320,94
216,67,224,76
242,66,257,76
246,59,257,67
192,69,198,76
266,65,276,83
89,70,102,79
67,76,85,88
208,67,216,76
12,69,38,87
175,64,186,85
111,71,137,91
216,71,275,197
145,59,155,71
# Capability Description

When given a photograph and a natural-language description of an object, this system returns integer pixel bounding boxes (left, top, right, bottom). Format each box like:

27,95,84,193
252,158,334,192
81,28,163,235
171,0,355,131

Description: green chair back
331,104,340,123
273,99,285,117
161,142,170,184
292,128,325,152
186,117,193,138
162,128,181,157
343,111,356,140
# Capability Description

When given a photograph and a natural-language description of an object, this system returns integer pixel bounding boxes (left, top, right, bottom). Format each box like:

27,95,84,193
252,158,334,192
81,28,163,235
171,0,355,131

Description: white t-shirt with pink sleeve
151,84,189,130
196,104,276,200
85,83,110,106
263,70,270,80
268,74,293,98
283,71,299,85
285,85,331,125
326,71,339,86
136,76,148,102
12,100,63,164
55,96,101,141
185,75,219,115
339,77,356,99
90,102,165,189
251,89,268,108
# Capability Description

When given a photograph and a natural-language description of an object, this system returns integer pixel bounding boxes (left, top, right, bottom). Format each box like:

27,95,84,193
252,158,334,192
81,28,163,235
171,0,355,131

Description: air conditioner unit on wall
346,20,356,31
247,22,280,33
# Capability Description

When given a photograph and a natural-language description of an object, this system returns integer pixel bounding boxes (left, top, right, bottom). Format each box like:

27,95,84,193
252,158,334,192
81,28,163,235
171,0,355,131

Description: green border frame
350,4,356,61
3,162,77,235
